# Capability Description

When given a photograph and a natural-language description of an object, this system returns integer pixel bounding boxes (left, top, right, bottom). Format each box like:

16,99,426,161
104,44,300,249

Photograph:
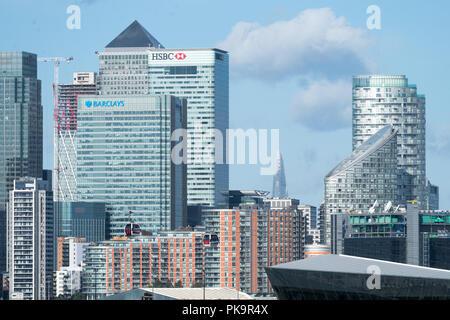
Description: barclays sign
85,100,125,108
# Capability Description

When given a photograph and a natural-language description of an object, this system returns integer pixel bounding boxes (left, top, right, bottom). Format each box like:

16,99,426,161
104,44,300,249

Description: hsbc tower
97,21,229,210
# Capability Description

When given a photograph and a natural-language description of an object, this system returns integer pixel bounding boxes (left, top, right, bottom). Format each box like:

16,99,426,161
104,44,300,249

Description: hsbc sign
151,52,187,61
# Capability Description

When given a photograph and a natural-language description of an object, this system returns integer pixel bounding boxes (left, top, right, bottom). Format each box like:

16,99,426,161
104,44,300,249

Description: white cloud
290,79,352,131
218,8,374,80
429,125,450,154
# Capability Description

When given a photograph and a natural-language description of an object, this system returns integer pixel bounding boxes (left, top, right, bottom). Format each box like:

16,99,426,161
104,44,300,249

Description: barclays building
76,95,187,237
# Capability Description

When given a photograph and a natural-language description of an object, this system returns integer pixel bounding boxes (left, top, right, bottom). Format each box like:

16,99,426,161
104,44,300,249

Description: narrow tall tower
0,52,43,274
272,152,287,198
55,72,97,201
8,177,53,300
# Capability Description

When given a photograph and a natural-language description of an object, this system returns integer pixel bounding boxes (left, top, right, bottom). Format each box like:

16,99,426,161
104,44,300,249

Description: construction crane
37,56,73,201
38,56,73,84
37,57,73,105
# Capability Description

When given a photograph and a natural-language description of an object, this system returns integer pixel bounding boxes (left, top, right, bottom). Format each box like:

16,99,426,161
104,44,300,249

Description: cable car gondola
203,233,219,247
125,223,141,236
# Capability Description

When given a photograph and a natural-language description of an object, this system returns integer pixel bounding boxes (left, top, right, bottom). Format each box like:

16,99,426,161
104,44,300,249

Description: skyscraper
425,179,439,210
7,177,53,300
55,72,97,201
0,51,43,274
76,95,187,236
325,125,399,245
272,152,287,198
97,20,229,207
352,75,426,207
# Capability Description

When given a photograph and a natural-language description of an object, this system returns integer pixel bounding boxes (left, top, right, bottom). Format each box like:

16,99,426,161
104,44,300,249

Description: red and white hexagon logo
174,53,187,60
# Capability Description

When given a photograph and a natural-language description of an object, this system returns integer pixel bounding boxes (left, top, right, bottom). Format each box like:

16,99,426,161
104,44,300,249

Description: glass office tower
352,75,425,207
55,202,106,242
97,20,229,207
325,125,399,245
0,51,43,274
76,95,187,237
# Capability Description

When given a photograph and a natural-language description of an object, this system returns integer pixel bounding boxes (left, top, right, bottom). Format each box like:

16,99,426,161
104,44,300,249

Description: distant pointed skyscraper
272,152,287,198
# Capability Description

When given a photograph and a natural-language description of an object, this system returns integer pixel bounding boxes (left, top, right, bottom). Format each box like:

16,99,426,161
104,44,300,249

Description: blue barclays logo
85,100,124,108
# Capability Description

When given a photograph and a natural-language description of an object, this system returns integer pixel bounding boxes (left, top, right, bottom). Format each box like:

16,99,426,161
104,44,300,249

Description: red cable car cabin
203,233,219,247
125,223,141,236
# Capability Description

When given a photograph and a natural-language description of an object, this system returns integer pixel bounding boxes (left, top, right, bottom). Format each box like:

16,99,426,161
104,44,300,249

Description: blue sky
1,0,449,208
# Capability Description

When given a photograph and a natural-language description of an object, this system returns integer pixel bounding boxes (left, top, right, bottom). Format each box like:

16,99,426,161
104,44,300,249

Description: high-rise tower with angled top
352,75,426,208
97,20,229,208
325,125,399,245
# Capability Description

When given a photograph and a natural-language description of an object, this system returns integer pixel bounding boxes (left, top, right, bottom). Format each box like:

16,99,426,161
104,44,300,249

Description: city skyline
1,0,449,208
2,1,450,303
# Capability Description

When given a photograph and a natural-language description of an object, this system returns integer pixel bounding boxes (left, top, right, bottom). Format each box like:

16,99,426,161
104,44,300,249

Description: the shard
272,152,288,198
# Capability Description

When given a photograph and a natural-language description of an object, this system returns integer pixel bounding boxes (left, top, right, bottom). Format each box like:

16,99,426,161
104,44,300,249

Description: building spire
272,152,287,198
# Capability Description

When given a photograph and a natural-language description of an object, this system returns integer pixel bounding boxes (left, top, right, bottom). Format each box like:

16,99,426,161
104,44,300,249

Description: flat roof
143,288,254,300
269,254,450,280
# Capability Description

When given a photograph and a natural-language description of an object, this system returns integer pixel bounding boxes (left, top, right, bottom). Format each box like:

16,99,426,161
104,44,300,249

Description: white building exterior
7,177,53,300
55,266,82,297
352,75,426,207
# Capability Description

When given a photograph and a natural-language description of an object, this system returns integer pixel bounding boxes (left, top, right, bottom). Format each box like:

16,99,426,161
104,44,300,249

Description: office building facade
54,202,106,243
55,72,97,201
97,20,229,207
352,75,426,207
0,52,43,273
330,204,450,270
425,179,439,210
7,178,53,300
324,125,399,245
76,95,187,236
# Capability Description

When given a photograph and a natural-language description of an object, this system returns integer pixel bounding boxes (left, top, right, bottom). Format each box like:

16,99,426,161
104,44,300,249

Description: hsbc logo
151,52,187,61
174,53,186,60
